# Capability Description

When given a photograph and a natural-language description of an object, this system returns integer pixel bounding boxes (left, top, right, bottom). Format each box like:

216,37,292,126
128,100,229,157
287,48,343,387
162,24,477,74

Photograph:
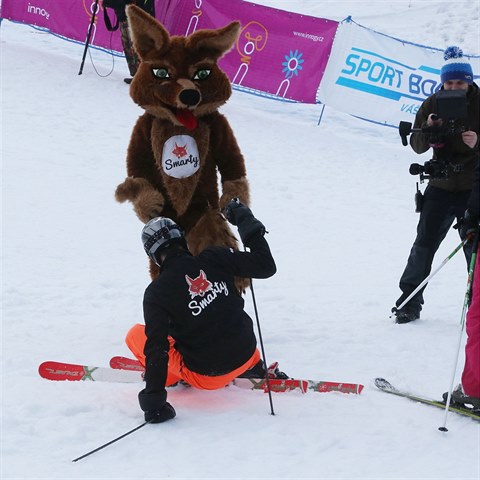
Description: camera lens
409,163,423,175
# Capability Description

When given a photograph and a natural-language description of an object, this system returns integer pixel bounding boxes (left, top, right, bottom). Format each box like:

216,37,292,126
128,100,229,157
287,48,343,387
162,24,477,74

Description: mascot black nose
179,89,201,106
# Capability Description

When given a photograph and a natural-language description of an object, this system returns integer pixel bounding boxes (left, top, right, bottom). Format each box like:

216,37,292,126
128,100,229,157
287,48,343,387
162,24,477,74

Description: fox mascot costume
115,6,250,286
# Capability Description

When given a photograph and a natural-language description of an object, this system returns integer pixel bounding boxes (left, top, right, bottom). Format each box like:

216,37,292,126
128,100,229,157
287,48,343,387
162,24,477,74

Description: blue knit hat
440,46,473,84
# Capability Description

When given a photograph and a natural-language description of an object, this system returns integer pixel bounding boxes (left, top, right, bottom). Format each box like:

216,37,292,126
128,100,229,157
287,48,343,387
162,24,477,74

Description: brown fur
115,6,250,289
219,178,250,209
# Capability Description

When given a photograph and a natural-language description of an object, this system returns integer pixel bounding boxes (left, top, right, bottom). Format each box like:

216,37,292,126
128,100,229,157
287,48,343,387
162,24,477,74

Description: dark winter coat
410,82,479,192
468,157,479,217
104,0,154,22
141,234,276,406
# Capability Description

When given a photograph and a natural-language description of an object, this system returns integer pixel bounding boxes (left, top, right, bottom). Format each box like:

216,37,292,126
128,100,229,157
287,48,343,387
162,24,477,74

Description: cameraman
393,46,479,324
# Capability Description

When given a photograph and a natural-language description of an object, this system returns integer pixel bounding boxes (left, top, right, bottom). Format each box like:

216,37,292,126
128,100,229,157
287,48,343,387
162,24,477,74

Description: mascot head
126,5,240,130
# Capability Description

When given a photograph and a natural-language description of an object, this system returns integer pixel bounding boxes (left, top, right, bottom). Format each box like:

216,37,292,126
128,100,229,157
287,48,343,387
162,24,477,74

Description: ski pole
439,231,478,432
390,238,468,318
249,276,275,416
72,421,148,462
78,0,100,75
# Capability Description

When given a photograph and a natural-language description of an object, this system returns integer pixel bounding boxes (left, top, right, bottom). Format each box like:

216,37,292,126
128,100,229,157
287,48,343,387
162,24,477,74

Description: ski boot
238,360,289,379
266,361,289,379
444,384,480,410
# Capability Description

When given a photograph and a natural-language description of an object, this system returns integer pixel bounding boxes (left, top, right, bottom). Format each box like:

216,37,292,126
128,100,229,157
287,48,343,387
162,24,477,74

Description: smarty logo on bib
162,135,200,179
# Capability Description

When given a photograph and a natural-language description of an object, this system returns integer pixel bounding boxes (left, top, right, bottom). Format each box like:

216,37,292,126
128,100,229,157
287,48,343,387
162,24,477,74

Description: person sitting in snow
392,46,479,324
125,199,287,423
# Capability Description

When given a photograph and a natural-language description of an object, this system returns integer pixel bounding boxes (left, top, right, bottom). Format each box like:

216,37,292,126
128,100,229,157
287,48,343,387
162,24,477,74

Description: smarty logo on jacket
185,270,229,316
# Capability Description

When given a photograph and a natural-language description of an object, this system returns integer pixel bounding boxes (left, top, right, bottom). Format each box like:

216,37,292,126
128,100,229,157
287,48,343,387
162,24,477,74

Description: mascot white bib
162,135,200,179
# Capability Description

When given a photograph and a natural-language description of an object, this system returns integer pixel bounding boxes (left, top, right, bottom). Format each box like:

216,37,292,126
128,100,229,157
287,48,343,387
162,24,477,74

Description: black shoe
238,360,289,379
124,77,133,84
393,305,420,324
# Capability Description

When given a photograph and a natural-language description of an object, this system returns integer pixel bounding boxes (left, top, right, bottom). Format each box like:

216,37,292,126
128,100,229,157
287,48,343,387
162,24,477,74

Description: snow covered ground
1,1,479,479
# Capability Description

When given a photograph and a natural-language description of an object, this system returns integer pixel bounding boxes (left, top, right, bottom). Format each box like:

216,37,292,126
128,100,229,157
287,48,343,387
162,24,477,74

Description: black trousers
117,2,155,77
396,185,472,311
119,20,139,77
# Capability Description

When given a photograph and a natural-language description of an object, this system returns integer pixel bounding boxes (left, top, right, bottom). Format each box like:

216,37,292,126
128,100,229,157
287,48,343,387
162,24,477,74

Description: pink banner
1,0,338,103
0,0,124,53
155,0,338,103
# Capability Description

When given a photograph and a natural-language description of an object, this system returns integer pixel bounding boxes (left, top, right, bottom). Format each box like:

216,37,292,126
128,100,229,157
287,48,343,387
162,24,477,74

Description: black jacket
468,157,479,217
104,0,154,22
141,234,276,408
410,82,479,192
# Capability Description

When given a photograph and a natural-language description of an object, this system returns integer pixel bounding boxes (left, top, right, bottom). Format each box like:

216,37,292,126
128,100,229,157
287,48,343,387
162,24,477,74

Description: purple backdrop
1,0,338,103
0,1,124,52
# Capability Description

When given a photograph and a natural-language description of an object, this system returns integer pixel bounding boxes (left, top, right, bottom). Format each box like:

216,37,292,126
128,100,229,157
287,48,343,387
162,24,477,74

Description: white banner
317,20,480,127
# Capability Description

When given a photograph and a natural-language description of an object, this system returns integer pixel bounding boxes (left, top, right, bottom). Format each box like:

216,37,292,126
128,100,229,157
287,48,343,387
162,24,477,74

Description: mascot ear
187,21,241,59
126,5,170,59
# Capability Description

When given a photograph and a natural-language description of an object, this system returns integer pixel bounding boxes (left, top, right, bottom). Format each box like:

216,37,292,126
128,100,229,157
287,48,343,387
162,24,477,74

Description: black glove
144,402,176,424
223,198,266,246
460,209,479,241
139,388,175,423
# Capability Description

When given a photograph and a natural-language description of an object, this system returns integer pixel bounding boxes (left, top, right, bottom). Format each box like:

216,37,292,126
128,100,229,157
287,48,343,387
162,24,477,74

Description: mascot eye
193,69,211,80
153,68,170,79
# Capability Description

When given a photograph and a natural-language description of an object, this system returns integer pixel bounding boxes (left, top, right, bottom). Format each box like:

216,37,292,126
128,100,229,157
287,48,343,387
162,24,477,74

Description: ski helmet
141,217,186,266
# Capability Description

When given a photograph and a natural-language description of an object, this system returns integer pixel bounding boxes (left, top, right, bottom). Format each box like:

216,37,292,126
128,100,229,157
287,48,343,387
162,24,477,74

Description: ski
110,356,364,394
107,357,309,392
233,377,363,394
110,356,144,371
374,378,480,421
39,361,143,383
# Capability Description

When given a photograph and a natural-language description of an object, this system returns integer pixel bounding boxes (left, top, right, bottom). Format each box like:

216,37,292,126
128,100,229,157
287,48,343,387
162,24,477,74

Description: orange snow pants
125,324,261,390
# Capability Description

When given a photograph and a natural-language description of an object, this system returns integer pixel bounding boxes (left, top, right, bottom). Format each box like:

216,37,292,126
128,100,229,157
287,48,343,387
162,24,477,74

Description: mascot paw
220,178,250,209
115,177,152,202
115,177,165,223
133,190,165,223
234,276,250,294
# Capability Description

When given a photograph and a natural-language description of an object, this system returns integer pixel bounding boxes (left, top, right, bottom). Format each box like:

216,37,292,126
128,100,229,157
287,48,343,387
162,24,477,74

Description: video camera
399,89,468,182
